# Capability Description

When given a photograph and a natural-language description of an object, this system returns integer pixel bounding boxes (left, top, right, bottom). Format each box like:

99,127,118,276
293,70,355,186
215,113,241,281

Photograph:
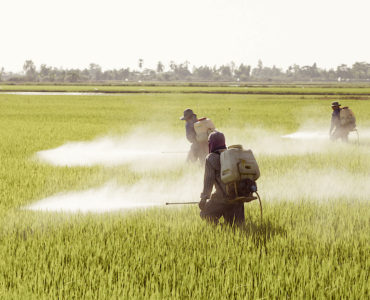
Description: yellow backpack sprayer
194,117,216,142
340,106,359,144
220,145,262,223
166,144,262,223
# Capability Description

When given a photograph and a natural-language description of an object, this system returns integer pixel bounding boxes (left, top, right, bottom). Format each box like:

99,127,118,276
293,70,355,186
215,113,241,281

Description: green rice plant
1,83,370,95
0,91,369,299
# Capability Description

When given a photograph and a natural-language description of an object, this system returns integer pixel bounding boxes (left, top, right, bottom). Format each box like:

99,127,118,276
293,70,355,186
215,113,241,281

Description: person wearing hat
198,131,245,226
330,101,349,142
180,108,209,162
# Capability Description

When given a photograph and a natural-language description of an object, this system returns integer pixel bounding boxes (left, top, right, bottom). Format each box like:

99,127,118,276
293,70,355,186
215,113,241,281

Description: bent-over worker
330,101,350,142
180,108,209,163
198,131,245,225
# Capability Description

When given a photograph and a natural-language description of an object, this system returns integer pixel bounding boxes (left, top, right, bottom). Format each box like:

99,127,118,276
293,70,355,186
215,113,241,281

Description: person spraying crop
329,101,357,142
198,131,262,226
180,108,215,163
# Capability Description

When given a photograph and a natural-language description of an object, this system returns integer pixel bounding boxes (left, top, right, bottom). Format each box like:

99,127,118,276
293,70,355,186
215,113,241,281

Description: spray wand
165,202,198,205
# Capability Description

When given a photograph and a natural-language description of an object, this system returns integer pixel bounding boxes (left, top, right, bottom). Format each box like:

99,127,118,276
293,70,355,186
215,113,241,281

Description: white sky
1,0,369,72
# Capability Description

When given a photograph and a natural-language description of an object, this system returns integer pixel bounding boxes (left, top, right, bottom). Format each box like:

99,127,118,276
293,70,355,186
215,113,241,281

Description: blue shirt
331,108,341,128
185,115,198,143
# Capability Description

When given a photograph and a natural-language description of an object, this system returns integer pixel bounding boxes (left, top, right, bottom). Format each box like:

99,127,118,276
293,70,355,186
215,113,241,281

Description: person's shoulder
205,152,220,168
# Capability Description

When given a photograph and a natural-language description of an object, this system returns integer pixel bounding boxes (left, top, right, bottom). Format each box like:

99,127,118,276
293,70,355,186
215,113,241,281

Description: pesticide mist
28,174,203,213
282,131,329,140
36,127,344,170
30,127,370,213
36,130,189,171
28,165,370,213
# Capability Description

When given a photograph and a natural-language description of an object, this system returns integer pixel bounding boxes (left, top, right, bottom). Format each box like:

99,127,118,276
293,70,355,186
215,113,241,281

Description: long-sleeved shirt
331,108,341,130
185,115,198,144
200,152,228,203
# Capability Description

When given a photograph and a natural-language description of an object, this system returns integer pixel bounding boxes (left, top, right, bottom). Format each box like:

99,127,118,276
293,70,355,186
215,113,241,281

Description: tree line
0,60,369,83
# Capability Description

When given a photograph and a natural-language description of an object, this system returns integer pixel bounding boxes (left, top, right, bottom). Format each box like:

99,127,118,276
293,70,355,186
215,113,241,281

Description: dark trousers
331,128,350,142
200,198,245,225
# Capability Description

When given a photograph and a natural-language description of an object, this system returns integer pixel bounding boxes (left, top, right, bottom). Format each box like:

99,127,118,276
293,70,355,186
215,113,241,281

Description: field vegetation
1,83,370,95
0,89,369,299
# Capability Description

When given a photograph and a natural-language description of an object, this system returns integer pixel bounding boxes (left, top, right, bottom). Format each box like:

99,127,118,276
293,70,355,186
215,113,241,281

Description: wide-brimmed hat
180,108,195,120
331,101,341,107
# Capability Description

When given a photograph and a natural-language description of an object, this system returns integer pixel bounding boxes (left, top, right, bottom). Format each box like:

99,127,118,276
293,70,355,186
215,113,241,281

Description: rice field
1,83,370,95
0,89,369,299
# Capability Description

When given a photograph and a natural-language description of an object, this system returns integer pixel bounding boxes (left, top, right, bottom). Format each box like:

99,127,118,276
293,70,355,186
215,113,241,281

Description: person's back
331,107,341,127
180,108,209,162
199,131,245,225
330,101,349,142
200,152,227,203
185,114,198,144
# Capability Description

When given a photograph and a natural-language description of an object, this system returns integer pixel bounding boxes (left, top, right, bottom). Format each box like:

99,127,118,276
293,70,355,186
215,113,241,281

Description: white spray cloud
36,129,189,171
36,125,370,172
281,131,329,140
29,126,370,214
27,172,204,213
261,169,370,202
248,134,331,155
223,126,334,156
280,118,370,142
27,166,369,214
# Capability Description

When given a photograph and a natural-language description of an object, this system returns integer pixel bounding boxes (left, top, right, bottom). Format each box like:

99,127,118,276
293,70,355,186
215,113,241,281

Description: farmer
198,131,245,226
180,108,209,163
330,101,350,142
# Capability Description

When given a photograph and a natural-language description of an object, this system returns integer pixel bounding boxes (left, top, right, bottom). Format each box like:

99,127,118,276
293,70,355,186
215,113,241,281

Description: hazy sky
1,0,369,72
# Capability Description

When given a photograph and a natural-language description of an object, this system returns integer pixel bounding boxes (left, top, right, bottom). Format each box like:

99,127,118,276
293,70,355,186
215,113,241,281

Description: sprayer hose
255,192,263,225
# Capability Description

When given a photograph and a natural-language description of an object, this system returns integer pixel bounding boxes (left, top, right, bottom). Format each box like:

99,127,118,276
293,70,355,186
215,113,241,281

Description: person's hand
199,199,207,210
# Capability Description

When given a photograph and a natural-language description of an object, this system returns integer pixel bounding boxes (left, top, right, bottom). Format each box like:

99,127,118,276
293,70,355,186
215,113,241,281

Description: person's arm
186,123,197,143
200,158,215,201
186,130,197,143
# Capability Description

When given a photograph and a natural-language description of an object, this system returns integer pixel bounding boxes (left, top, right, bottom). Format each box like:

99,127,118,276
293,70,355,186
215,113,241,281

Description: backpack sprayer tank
220,145,262,222
221,145,260,184
194,118,215,142
339,106,359,144
167,144,263,223
340,107,357,131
